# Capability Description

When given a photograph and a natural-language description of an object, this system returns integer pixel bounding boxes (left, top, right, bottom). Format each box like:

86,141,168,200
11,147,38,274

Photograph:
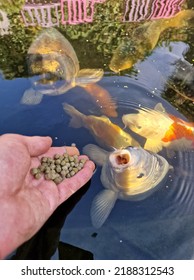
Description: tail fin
63,103,84,128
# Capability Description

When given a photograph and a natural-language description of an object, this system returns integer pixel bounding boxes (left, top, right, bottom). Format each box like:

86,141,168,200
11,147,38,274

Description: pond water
0,0,194,260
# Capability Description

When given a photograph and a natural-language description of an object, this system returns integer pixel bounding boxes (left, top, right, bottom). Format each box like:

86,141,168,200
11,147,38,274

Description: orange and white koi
122,102,194,154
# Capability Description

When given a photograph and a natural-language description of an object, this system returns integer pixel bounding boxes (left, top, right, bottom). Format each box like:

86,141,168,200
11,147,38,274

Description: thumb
23,135,52,156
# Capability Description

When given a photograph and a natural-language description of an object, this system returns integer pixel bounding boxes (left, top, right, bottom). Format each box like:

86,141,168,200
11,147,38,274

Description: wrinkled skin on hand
0,134,95,259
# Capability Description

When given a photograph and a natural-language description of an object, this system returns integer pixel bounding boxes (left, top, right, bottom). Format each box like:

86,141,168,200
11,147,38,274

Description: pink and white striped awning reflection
21,1,61,27
123,0,185,22
21,0,106,27
61,0,106,24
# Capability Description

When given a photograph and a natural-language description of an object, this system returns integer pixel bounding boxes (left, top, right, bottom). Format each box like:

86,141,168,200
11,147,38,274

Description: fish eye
137,173,144,179
137,125,142,129
126,145,133,149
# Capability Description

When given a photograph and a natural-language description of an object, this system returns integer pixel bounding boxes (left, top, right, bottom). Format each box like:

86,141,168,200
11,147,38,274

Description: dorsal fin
154,103,166,113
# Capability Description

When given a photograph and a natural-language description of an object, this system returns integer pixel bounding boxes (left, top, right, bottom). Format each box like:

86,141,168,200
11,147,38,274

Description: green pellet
69,156,74,162
62,165,68,171
73,167,78,173
45,167,51,174
47,157,53,163
31,168,39,175
54,154,60,159
49,163,55,170
35,173,42,180
60,160,66,166
70,170,75,176
54,176,63,184
60,171,67,178
59,155,64,161
44,173,52,180
55,159,61,165
51,173,58,180
39,165,46,172
41,157,48,163
55,165,62,173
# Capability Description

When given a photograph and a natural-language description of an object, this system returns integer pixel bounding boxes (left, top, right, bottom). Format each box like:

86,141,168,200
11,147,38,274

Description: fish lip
109,149,131,170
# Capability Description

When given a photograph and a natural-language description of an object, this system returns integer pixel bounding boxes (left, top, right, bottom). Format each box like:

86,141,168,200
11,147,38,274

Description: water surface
0,0,194,260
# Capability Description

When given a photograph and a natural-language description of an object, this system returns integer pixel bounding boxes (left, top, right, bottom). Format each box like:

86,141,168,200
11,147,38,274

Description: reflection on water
123,0,185,22
21,0,106,27
0,0,194,260
0,9,9,35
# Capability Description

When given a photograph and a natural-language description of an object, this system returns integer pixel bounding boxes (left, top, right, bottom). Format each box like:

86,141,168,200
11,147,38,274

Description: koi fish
63,103,140,149
109,9,194,72
83,144,171,228
21,28,117,117
122,103,194,154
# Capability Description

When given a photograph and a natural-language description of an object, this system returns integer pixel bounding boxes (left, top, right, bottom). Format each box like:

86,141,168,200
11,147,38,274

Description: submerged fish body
63,103,140,149
110,10,194,72
21,28,104,106
83,144,171,228
122,103,194,154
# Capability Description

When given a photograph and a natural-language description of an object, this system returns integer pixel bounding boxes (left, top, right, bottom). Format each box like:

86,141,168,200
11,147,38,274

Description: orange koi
83,83,118,117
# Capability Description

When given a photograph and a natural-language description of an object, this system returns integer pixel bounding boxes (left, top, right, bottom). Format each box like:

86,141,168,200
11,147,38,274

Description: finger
23,136,52,156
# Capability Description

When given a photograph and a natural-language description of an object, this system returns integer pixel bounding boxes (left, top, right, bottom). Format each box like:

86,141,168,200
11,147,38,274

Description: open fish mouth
109,150,131,171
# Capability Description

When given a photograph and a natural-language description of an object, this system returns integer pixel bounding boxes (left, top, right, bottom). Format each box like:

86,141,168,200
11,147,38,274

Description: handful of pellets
31,153,86,184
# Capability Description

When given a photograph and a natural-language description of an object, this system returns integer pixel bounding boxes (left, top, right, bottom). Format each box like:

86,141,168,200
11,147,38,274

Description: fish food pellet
31,168,39,175
30,152,87,184
34,173,42,180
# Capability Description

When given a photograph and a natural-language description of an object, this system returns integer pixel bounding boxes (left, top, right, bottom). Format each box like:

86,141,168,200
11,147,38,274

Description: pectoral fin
75,68,104,85
144,138,163,153
21,88,43,105
90,189,118,228
83,144,108,166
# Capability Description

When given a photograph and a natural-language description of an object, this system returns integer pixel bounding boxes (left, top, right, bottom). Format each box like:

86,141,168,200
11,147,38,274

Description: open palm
0,134,95,259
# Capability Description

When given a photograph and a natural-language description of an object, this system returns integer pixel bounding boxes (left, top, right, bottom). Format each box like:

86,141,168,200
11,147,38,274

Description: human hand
0,134,95,259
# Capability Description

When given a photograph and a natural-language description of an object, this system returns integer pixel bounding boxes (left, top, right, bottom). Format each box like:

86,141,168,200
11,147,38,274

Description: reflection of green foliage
0,0,25,14
0,14,41,79
0,0,193,120
162,88,194,121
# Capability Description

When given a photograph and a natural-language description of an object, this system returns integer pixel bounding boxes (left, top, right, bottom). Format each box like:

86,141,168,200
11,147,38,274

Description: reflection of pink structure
21,0,106,27
61,0,105,24
123,0,185,22
21,2,61,27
